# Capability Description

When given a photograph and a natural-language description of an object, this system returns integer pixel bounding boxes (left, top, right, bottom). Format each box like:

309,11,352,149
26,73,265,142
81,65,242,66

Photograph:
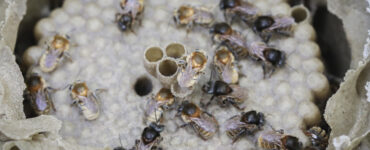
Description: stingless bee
304,126,328,150
214,46,239,84
145,88,175,124
253,15,295,42
209,22,249,59
39,34,72,73
219,0,258,24
177,101,219,140
177,50,207,88
173,5,214,32
25,74,56,115
69,81,104,120
258,130,303,150
223,110,265,143
132,122,164,150
250,41,286,78
116,0,144,32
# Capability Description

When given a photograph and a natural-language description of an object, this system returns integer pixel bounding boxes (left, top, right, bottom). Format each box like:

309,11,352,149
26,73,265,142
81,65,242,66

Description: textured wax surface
23,0,329,149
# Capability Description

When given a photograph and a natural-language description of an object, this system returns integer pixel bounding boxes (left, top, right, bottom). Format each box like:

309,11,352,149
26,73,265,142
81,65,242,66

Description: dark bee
177,101,219,140
250,42,286,78
116,0,144,32
304,126,328,150
202,80,247,110
173,5,214,32
253,15,295,42
145,88,175,124
209,22,249,59
70,81,103,120
219,0,258,23
223,110,265,143
39,34,72,72
133,122,164,150
258,130,303,150
25,74,56,115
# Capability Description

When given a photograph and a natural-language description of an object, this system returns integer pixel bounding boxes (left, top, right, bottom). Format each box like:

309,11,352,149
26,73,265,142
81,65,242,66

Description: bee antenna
285,63,298,73
118,134,123,147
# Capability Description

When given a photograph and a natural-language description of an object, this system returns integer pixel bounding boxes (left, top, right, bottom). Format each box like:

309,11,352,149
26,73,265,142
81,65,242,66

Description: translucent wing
229,85,248,101
268,16,295,30
223,115,244,131
249,42,266,61
191,112,218,133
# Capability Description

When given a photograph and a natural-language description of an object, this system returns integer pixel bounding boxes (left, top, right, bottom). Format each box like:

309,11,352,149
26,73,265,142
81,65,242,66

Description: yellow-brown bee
209,22,249,59
253,15,295,42
177,101,219,140
219,0,258,24
249,41,286,78
70,81,102,120
132,122,164,150
177,50,207,88
25,74,56,115
173,5,214,31
224,110,265,143
39,35,72,73
304,126,328,150
258,130,303,150
116,0,144,32
145,88,175,124
214,46,239,84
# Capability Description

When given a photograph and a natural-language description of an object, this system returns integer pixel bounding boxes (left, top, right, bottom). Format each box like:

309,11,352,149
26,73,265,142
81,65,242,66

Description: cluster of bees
24,0,329,150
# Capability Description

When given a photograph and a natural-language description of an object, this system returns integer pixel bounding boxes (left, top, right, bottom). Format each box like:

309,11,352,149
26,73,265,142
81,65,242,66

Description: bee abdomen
146,108,164,124
192,123,215,140
226,128,244,140
258,136,280,149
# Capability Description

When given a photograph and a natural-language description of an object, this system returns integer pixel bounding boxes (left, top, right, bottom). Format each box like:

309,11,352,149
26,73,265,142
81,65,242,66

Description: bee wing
249,42,266,60
80,95,99,114
219,63,237,84
34,90,48,111
220,34,246,48
268,16,295,30
41,50,60,69
223,115,244,131
229,85,248,100
177,64,198,88
260,131,284,147
234,2,258,16
145,97,159,116
191,112,219,133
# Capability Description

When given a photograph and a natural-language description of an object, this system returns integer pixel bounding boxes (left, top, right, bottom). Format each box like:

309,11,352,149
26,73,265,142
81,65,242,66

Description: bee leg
44,88,57,112
232,130,246,144
63,52,73,62
202,95,216,108
262,62,274,79
262,32,272,43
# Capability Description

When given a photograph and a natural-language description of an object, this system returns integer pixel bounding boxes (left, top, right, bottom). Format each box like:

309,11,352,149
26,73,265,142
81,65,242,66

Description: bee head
219,0,240,10
149,122,165,133
141,126,160,145
283,136,302,150
27,74,43,92
202,81,213,94
210,22,232,35
253,16,275,32
72,82,89,97
52,35,69,51
179,101,197,116
117,13,133,32
263,49,285,67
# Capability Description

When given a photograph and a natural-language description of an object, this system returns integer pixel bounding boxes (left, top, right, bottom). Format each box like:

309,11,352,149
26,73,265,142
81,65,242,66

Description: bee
39,34,72,73
304,126,328,150
173,5,214,32
250,41,286,78
132,122,164,150
145,88,175,124
69,81,102,120
177,50,207,88
24,74,56,115
116,0,144,32
202,79,247,110
214,46,239,84
219,0,258,24
258,130,303,150
223,110,265,143
253,15,295,42
209,22,249,59
177,101,219,140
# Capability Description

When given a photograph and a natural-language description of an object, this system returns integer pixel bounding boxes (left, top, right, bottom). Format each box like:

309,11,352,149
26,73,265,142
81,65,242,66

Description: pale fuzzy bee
145,88,175,124
249,41,286,78
177,101,219,140
117,0,144,32
39,34,72,73
219,0,258,24
304,126,328,150
223,110,265,143
258,130,303,150
173,5,214,31
177,50,207,88
253,15,295,42
214,46,239,84
70,81,102,120
209,22,249,59
25,74,56,115
132,122,164,150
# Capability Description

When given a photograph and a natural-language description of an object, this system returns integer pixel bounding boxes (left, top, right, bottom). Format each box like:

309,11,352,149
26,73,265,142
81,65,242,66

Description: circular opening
145,47,164,62
134,76,153,96
291,6,308,23
165,43,185,59
10,146,20,150
158,59,178,76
